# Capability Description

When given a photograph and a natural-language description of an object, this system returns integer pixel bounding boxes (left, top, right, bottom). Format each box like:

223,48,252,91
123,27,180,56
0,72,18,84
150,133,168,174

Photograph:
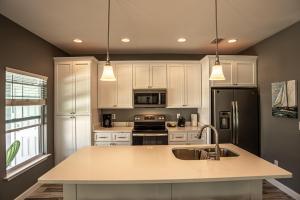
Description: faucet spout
199,125,220,160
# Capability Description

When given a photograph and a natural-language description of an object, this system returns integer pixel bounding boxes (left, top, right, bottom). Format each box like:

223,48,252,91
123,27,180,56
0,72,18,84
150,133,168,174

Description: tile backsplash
100,108,198,122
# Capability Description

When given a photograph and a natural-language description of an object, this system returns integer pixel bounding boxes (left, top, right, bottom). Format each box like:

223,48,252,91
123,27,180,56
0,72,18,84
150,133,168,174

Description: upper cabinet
133,63,167,89
55,58,97,116
205,55,257,87
167,63,201,108
98,63,133,108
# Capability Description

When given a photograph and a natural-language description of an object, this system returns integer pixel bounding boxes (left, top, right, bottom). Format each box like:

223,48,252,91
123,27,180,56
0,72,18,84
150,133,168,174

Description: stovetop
133,114,167,133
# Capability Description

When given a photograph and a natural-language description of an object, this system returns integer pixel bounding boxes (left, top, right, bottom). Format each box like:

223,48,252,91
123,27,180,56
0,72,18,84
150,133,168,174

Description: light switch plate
112,114,116,120
177,113,180,119
298,121,300,131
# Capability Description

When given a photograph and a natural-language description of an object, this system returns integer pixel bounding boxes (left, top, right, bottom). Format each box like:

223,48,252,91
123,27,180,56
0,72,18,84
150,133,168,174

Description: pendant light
100,0,116,81
209,0,225,81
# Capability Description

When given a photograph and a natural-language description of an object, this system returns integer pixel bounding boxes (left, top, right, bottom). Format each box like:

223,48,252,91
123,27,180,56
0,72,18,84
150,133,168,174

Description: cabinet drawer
94,141,131,146
112,132,131,142
94,132,112,141
169,132,187,142
188,132,202,141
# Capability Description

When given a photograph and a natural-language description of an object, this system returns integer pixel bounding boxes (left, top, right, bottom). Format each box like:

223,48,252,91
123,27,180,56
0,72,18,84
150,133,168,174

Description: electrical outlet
298,121,300,131
274,160,279,166
177,113,181,119
112,114,116,120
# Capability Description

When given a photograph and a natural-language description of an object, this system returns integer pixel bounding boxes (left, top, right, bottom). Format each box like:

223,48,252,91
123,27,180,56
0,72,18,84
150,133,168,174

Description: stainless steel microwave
133,89,166,108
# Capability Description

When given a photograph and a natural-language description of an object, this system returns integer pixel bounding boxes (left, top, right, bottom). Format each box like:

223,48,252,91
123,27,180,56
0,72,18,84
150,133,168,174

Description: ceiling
1,0,300,55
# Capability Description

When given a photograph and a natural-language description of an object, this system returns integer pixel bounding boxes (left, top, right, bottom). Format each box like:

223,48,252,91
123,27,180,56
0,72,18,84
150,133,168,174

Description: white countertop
167,126,202,132
39,144,291,184
93,126,133,133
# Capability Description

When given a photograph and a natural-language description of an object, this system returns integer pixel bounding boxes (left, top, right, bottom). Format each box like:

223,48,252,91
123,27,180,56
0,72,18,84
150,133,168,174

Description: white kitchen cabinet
55,62,74,115
54,57,98,164
207,56,257,87
169,132,188,144
187,131,206,144
167,65,185,107
94,132,131,146
133,63,167,89
167,63,201,108
98,63,133,108
185,64,202,108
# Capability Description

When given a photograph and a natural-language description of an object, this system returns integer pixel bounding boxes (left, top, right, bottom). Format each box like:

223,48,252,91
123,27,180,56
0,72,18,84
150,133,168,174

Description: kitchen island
39,144,291,200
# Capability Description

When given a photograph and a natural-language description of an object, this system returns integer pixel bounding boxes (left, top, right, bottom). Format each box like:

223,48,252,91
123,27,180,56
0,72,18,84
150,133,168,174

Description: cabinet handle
117,136,127,139
113,105,117,107
175,136,183,139
98,136,108,139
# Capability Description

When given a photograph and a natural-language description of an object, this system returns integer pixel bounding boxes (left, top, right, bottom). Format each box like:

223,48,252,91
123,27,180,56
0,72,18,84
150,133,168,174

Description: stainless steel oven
132,115,168,145
133,89,166,108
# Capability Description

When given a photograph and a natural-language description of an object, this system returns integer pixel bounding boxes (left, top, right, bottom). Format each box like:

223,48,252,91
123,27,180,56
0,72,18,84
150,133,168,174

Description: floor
24,181,294,200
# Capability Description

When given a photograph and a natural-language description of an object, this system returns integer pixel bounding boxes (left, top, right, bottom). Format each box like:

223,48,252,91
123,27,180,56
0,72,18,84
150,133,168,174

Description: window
5,67,48,170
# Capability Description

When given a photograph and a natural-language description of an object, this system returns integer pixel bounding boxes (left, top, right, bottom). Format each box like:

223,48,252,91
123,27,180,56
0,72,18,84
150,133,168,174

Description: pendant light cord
106,0,111,63
215,0,220,65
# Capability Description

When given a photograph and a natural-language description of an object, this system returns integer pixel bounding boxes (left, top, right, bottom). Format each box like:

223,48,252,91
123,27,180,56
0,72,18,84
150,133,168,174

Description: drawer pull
175,136,183,139
98,136,108,139
117,137,127,139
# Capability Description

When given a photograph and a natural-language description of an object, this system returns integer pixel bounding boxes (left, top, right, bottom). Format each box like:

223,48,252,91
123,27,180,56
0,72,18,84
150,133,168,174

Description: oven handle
132,133,168,137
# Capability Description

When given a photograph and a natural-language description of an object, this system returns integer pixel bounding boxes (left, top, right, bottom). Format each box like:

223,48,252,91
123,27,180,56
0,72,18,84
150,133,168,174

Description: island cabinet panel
98,63,133,108
63,180,262,200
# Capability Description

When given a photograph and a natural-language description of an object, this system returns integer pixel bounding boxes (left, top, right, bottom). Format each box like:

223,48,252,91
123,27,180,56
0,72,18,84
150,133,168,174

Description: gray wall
242,21,300,193
0,14,68,199
101,108,198,122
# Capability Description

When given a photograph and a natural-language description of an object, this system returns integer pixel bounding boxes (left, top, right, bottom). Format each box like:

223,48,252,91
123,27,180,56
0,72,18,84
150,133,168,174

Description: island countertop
38,144,291,184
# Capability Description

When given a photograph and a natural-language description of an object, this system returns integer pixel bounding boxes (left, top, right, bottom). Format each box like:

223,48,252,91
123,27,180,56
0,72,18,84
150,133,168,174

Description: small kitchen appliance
177,116,186,127
102,114,112,128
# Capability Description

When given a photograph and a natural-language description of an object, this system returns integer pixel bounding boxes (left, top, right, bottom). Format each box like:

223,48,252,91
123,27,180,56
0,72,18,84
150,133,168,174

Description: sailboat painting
272,80,298,118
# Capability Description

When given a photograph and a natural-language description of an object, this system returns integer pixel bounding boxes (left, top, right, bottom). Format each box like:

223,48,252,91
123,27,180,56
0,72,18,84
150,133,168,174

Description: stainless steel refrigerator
211,88,259,155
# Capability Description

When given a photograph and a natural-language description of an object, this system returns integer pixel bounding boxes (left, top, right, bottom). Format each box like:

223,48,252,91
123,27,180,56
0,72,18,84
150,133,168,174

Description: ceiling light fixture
177,38,187,43
100,0,116,81
228,39,237,43
209,0,225,81
121,38,130,43
73,38,83,43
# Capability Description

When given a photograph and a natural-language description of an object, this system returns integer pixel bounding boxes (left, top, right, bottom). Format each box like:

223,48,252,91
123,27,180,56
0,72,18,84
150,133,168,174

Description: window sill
4,154,52,181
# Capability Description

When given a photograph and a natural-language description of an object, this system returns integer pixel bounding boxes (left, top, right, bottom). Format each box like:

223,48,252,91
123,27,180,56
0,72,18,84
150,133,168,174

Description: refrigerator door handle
231,101,236,144
235,101,239,145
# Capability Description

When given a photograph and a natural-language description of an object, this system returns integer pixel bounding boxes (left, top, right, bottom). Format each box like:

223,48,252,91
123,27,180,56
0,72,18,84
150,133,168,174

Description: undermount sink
172,147,239,160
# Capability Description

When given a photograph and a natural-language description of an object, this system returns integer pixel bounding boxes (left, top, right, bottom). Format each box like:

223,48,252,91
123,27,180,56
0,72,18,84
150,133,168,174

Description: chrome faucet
199,125,220,160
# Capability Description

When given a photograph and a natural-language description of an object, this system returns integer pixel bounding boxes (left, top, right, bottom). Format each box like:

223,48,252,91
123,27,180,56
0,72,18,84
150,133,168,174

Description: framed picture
272,80,298,118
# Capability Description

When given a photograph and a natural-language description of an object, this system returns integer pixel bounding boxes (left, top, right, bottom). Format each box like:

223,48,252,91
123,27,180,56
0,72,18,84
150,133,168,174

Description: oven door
132,133,168,145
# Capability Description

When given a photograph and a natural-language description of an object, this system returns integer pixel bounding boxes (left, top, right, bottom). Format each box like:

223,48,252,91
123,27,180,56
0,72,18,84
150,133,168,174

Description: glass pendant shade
100,62,116,81
209,62,225,80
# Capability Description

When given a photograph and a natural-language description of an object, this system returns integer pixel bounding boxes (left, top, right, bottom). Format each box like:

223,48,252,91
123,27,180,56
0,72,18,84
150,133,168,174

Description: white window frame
5,67,48,174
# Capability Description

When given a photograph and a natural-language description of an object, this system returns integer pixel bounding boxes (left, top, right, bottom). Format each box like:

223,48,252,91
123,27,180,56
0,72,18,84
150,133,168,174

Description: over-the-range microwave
133,89,166,108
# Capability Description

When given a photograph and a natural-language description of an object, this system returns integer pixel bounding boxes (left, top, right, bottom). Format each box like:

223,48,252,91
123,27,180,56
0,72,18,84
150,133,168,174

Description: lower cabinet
94,132,131,146
55,115,91,164
168,131,206,145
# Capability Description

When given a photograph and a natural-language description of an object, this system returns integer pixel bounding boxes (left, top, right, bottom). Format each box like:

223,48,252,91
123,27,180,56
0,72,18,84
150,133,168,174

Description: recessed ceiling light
121,38,130,43
73,38,83,43
228,39,237,43
177,38,187,43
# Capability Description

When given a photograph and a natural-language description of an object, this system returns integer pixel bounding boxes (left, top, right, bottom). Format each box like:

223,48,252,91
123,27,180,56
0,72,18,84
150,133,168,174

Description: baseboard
15,182,41,200
266,178,300,200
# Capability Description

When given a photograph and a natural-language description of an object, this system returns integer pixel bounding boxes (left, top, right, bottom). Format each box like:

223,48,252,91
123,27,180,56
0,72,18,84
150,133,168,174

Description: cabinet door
94,132,112,142
75,115,91,150
55,116,75,164
116,64,133,108
55,62,74,115
210,60,235,87
133,64,150,89
98,64,117,108
74,62,91,115
235,61,257,86
167,65,185,108
151,64,167,88
185,64,201,107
